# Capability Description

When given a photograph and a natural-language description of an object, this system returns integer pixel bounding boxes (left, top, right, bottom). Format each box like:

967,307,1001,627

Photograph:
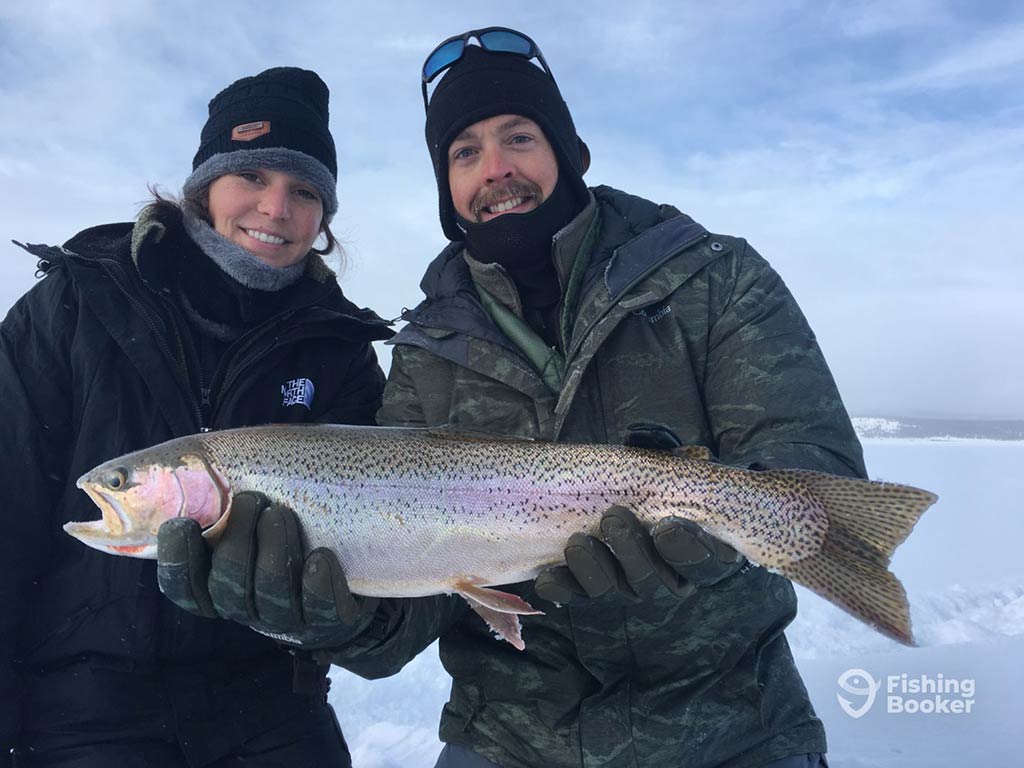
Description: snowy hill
852,416,1024,441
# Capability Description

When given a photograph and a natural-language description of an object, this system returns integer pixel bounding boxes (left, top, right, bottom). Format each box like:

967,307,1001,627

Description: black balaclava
456,173,578,308
424,44,590,275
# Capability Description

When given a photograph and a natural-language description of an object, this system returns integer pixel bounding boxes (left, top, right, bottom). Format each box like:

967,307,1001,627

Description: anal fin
465,603,527,651
454,579,544,651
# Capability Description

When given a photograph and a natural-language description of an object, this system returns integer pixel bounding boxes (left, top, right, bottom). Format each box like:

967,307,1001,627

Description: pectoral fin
454,579,544,651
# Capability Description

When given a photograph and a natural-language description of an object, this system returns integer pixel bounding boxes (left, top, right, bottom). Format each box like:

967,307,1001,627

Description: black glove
157,491,377,647
534,424,744,606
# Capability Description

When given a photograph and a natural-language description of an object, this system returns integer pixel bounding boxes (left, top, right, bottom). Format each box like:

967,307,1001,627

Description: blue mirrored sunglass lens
424,39,466,80
478,30,532,55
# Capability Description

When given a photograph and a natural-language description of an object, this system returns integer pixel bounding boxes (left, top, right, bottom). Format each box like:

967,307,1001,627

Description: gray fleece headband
182,147,338,221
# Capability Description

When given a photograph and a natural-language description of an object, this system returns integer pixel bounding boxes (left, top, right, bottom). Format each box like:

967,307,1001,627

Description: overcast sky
1,0,1021,419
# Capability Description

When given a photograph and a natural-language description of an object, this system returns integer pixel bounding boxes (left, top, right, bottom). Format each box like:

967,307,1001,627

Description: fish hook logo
837,668,880,719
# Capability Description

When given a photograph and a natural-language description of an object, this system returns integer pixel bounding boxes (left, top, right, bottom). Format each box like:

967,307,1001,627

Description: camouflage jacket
370,186,866,768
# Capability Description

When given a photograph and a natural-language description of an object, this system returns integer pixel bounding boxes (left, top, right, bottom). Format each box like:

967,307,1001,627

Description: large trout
68,425,936,649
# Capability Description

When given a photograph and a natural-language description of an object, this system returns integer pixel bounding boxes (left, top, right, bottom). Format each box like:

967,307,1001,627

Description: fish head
67,441,232,559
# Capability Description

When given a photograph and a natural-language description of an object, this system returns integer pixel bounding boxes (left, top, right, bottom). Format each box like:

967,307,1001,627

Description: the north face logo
281,377,315,409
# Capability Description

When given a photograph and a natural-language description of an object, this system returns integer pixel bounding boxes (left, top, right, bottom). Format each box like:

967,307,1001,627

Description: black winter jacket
0,207,391,763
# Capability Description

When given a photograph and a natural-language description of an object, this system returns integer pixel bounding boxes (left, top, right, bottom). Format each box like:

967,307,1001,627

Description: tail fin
773,472,938,645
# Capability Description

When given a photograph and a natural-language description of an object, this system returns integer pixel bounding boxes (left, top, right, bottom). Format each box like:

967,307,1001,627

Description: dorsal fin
672,445,716,462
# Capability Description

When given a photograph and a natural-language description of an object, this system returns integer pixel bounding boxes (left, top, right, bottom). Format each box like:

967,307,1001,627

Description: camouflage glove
534,424,744,606
157,491,377,648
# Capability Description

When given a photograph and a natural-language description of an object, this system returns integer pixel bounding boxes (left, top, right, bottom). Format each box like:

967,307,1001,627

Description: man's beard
456,173,583,278
469,179,545,222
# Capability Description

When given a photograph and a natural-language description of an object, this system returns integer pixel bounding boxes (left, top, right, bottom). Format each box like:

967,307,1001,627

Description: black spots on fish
685,469,831,568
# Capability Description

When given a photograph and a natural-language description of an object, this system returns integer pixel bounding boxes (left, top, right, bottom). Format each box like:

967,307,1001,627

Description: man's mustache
470,180,544,221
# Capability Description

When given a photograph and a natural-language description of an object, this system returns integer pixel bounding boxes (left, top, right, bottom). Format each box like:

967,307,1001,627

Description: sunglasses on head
421,26,556,110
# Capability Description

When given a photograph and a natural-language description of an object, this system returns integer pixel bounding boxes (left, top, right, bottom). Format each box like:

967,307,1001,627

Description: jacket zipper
159,296,214,431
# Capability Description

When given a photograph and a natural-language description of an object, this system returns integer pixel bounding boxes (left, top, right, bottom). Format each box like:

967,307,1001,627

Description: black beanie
184,67,339,219
425,45,587,241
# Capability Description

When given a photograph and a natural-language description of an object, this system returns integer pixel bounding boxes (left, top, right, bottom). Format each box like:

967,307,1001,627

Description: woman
0,67,391,767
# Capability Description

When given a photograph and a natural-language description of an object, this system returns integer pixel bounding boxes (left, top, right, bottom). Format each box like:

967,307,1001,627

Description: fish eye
103,469,128,490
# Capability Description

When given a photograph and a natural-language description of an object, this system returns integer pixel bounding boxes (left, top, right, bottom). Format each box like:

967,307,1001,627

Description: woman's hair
146,182,340,257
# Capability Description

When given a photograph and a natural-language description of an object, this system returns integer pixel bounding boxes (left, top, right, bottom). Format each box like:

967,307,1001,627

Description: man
159,27,865,768
372,27,865,768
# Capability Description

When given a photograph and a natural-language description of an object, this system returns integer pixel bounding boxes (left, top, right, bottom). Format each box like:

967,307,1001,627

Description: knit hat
184,66,338,220
425,44,589,241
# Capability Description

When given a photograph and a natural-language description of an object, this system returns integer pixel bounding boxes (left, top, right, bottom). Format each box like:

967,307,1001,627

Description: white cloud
877,23,1024,92
828,0,953,38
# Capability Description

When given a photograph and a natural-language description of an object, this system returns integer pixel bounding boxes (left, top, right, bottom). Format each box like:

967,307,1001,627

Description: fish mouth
67,479,158,558
62,519,158,558
75,479,131,534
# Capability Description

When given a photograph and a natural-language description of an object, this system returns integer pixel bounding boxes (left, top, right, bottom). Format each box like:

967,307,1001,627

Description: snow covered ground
328,433,1024,767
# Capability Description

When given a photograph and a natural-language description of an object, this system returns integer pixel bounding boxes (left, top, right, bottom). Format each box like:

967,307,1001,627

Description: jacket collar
20,205,391,340
408,185,703,329
130,204,340,292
